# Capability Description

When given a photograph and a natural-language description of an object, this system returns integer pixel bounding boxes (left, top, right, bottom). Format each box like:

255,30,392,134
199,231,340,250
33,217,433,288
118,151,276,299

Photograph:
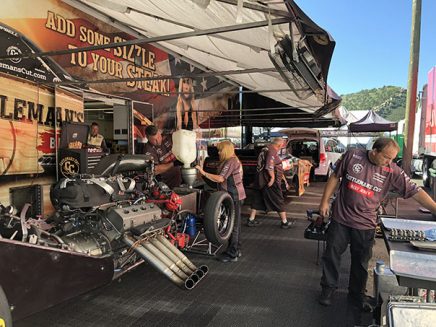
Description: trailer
420,67,436,187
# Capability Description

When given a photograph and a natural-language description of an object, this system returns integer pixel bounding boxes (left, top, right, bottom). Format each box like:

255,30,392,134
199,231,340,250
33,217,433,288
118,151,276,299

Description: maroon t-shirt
219,157,246,201
144,136,181,188
265,145,283,185
332,149,420,230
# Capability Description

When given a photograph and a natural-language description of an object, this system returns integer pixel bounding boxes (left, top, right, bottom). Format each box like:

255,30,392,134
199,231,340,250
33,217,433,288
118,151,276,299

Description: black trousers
320,220,375,297
225,200,242,258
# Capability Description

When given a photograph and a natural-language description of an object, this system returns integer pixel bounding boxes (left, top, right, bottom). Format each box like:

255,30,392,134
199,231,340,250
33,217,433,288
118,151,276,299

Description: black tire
203,191,235,245
423,158,431,188
202,158,218,189
0,285,12,327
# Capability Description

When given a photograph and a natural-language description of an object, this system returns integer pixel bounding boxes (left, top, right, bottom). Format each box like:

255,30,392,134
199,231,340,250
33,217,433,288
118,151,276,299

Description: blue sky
297,0,436,95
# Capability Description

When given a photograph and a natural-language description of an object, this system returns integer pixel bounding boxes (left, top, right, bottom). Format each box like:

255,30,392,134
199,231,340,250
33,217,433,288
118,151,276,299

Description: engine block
106,203,163,233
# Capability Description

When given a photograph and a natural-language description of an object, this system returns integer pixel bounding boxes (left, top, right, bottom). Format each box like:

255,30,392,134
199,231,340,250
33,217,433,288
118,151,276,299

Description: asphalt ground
16,180,434,327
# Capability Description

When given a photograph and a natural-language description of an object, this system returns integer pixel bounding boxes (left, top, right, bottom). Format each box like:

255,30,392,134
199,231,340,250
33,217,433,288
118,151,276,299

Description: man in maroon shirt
318,137,436,308
144,125,182,188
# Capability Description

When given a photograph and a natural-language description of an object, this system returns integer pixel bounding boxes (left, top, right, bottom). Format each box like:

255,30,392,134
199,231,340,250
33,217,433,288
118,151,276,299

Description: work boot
318,287,335,306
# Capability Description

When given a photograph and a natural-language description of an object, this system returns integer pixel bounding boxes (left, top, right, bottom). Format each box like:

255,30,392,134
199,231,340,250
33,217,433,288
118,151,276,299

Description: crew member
87,122,108,152
144,125,182,188
196,140,246,262
248,138,293,229
318,137,436,308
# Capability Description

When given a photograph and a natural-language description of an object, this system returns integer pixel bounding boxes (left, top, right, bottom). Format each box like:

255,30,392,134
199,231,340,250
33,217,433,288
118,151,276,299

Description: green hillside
341,86,407,122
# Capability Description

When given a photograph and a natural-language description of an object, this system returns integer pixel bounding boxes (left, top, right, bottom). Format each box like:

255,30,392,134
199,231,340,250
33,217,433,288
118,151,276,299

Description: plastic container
172,129,197,168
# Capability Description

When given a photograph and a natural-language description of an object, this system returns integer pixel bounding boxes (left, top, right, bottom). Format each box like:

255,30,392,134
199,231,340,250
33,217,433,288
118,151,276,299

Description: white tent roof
64,0,341,121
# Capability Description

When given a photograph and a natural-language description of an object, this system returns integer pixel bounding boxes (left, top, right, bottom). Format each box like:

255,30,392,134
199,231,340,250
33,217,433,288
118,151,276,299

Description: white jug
172,129,197,168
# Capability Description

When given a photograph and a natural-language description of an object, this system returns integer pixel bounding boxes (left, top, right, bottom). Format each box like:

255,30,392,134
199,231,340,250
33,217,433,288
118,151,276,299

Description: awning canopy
61,0,341,126
348,110,398,133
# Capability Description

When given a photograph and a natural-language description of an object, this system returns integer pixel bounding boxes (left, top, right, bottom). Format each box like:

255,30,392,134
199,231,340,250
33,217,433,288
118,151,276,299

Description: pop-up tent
25,0,342,127
348,110,398,133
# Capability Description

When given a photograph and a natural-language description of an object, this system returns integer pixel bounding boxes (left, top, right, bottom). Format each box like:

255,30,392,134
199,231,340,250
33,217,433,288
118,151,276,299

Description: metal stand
380,192,400,217
185,230,222,256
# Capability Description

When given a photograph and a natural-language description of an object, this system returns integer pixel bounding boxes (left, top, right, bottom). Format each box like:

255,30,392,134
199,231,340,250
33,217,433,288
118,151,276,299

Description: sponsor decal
352,154,362,160
6,45,22,64
374,173,387,180
352,163,363,174
347,181,374,197
59,156,79,177
346,174,382,192
382,166,393,173
373,172,387,184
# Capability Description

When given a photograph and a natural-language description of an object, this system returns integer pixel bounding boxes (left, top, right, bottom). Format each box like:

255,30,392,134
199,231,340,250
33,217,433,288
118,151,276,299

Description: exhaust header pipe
123,234,208,290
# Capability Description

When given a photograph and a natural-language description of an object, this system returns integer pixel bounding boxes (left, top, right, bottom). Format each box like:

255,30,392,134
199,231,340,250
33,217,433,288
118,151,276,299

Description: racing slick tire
0,285,12,327
203,191,235,245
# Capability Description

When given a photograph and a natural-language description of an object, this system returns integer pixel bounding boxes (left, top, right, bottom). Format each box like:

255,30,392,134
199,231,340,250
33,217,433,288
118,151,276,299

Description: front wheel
0,285,12,327
203,191,235,245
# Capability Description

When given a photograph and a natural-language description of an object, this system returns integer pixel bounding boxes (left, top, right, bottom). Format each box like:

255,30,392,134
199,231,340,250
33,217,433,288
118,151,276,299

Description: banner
0,74,83,176
1,0,237,129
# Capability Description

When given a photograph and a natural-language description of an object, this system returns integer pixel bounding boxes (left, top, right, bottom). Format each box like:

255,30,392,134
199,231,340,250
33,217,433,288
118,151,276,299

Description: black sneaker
318,288,335,306
237,249,242,258
281,219,296,229
216,254,238,263
246,219,260,227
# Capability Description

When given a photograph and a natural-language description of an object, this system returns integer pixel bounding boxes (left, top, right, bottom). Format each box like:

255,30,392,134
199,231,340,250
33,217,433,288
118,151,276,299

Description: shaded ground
16,181,433,327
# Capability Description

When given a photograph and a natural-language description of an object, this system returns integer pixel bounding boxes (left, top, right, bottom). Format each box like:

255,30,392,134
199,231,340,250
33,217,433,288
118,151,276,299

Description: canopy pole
403,0,422,175
239,85,243,147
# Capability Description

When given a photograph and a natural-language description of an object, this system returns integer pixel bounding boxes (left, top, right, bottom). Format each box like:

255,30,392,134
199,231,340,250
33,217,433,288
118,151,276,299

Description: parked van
280,128,345,181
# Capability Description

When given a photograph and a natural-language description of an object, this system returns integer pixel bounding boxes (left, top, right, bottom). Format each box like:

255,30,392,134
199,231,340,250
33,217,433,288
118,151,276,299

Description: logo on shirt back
352,163,363,174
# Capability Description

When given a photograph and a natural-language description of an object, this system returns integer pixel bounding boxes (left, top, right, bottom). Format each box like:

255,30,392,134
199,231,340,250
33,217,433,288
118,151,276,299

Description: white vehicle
323,138,346,177
280,128,345,181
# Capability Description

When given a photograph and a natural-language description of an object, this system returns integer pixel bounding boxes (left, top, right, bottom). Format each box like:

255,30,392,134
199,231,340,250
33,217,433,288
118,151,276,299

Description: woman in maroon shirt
196,140,246,262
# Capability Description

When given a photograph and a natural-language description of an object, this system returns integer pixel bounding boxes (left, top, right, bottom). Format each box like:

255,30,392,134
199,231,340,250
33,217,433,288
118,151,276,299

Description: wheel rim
216,202,230,236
